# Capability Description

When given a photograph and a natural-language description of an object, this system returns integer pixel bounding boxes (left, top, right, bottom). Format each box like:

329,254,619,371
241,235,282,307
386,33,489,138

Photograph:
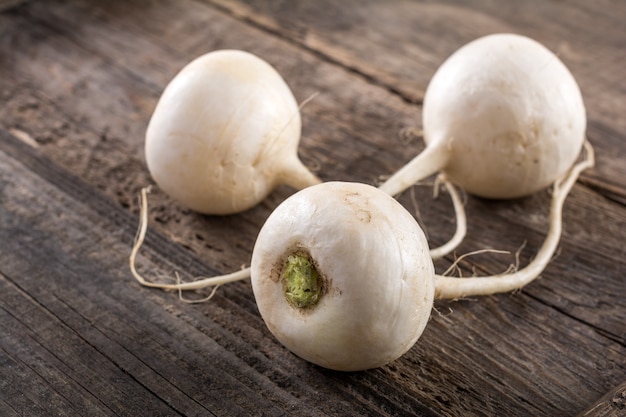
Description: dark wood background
1,1,624,416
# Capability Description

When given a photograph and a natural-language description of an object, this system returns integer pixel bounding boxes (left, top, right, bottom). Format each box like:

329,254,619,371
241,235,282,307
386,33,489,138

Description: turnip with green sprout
249,182,435,371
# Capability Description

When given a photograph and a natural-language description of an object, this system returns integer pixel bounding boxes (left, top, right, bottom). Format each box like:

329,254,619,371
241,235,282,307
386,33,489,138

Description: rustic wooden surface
1,0,624,416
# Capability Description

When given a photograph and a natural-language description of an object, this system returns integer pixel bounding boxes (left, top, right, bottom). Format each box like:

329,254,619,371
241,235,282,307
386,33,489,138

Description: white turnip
380,33,587,199
145,49,320,215
250,182,435,371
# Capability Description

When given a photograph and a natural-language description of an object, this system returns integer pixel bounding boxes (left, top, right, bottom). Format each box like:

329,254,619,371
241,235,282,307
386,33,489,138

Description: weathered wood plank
0,0,625,415
578,380,626,417
1,275,143,417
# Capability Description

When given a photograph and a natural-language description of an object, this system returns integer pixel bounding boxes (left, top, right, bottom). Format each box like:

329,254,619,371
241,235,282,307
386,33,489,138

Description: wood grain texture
1,0,625,416
578,380,626,417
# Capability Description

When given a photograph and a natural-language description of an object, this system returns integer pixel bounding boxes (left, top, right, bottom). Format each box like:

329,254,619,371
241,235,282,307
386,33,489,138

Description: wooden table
1,1,624,415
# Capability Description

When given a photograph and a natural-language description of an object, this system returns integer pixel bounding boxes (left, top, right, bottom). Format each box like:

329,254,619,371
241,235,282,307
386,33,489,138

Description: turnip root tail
428,178,467,259
278,160,322,192
434,140,595,299
378,139,450,197
129,187,251,292
378,136,466,259
263,91,323,192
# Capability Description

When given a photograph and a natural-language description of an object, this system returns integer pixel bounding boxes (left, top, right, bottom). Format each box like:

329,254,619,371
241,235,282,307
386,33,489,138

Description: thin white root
176,272,221,304
129,187,251,293
398,126,424,145
434,140,595,299
513,240,527,272
299,91,320,111
389,176,467,259
429,178,468,259
259,91,323,191
441,248,511,277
